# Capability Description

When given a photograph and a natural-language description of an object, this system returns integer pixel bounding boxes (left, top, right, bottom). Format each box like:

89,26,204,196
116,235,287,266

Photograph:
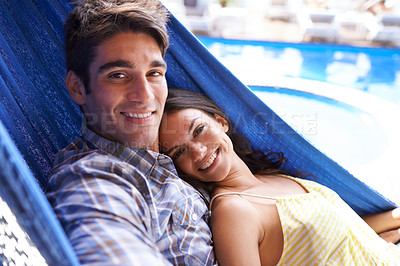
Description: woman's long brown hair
161,87,292,195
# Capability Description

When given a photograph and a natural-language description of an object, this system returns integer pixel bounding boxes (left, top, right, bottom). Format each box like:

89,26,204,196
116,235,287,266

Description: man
46,0,215,264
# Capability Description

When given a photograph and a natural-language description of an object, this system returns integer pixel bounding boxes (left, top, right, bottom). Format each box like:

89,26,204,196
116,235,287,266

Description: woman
159,87,400,265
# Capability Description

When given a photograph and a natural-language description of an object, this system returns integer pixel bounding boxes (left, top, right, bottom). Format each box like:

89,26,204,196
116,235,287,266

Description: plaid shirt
46,126,215,265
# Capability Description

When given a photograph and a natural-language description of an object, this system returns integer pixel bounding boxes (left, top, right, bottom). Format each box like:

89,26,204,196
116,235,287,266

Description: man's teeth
200,150,218,170
123,112,152,118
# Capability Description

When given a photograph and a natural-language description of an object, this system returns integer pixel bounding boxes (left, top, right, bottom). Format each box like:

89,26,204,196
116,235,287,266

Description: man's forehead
93,32,164,61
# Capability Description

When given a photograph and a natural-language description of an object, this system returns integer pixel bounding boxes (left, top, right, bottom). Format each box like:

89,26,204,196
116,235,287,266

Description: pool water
251,87,387,169
198,36,400,106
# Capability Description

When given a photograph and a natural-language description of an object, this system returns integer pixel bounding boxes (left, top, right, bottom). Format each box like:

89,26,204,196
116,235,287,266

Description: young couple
46,0,400,264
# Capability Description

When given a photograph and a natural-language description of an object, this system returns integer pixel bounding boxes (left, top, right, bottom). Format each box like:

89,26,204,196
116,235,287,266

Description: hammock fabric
0,0,396,264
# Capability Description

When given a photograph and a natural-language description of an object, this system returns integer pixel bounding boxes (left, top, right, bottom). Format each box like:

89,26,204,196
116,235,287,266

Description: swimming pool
198,36,400,106
198,36,400,203
252,86,386,167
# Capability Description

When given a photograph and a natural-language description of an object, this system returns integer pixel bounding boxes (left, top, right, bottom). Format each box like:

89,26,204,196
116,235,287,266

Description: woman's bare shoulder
211,193,279,248
212,194,257,220
211,195,264,240
211,196,265,265
211,194,276,227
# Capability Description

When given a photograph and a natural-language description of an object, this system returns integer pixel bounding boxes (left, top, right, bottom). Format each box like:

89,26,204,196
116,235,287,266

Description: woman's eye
193,125,204,137
172,148,184,160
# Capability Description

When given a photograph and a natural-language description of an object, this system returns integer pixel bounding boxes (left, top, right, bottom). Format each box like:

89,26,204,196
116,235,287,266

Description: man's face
81,32,168,150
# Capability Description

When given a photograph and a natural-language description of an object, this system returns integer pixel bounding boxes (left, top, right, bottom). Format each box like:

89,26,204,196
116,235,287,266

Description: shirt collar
80,123,176,173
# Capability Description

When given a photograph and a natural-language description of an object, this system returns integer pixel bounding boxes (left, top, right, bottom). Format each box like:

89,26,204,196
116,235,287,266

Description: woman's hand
378,228,400,244
362,207,400,243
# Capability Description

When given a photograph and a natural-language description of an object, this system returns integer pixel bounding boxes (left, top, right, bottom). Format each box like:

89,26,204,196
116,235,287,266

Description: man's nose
127,77,154,104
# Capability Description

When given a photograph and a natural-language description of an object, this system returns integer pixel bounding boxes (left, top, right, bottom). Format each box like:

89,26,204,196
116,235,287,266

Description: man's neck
148,137,159,153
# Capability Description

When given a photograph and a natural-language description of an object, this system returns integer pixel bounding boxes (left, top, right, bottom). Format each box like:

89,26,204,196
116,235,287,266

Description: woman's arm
362,207,400,243
377,228,400,244
362,207,400,233
211,196,263,266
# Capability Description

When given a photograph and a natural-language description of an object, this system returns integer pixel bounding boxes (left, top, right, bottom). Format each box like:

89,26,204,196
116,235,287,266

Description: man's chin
122,134,159,151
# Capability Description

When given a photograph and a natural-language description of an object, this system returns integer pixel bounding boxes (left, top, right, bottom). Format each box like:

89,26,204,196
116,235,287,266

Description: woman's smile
199,148,220,171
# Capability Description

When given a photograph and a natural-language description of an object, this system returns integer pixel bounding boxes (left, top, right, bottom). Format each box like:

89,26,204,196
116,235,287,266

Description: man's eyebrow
98,60,132,74
98,59,166,74
151,59,167,69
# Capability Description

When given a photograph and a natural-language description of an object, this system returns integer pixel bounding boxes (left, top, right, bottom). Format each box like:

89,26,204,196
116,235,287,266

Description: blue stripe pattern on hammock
0,0,397,264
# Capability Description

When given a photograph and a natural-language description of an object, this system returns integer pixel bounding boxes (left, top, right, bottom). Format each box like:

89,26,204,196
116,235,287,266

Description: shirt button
192,213,198,221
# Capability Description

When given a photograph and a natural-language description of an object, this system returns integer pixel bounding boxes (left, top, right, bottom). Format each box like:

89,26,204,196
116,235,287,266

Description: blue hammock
0,0,397,264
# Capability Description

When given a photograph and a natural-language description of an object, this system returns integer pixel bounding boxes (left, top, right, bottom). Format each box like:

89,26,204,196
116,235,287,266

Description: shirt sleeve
46,163,172,265
168,195,216,265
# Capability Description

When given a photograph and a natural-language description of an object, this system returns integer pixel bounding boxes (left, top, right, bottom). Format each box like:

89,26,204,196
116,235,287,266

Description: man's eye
172,148,184,160
193,125,204,137
109,72,126,79
148,71,163,77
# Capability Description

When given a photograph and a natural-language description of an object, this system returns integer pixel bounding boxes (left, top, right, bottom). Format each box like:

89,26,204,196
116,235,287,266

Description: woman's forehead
168,108,210,124
160,109,211,137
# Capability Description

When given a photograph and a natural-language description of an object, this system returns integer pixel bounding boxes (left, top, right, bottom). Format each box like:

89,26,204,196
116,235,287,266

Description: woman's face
159,108,234,182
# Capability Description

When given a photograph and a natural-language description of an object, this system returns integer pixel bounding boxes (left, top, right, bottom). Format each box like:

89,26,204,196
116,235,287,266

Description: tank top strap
210,192,278,209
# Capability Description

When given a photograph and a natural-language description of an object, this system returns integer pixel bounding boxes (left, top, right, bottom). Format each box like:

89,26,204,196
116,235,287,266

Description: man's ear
215,114,229,133
66,70,86,105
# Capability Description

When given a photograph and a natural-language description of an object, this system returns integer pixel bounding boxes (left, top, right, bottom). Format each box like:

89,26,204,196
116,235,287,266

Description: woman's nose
189,142,207,161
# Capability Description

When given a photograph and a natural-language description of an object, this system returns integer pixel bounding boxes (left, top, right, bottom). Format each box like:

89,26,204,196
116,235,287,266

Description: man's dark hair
64,0,169,93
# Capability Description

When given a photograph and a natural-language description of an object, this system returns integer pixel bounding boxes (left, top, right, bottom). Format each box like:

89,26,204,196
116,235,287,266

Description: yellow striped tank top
210,176,400,265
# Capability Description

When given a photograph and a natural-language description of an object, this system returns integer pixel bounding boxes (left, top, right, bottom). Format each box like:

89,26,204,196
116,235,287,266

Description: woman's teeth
199,149,218,170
